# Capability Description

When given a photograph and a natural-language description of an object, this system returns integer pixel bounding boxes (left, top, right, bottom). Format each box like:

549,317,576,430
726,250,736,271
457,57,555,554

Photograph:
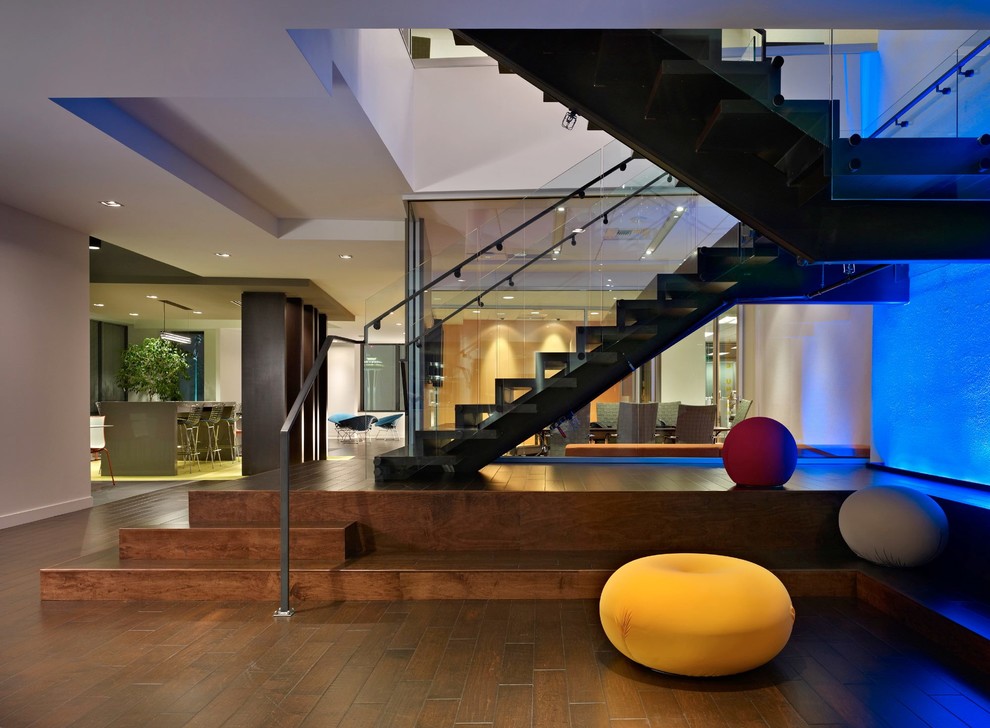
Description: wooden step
40,548,857,602
118,522,364,561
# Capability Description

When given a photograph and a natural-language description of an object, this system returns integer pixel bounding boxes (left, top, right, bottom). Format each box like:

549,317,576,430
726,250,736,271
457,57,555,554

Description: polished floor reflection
15,437,978,725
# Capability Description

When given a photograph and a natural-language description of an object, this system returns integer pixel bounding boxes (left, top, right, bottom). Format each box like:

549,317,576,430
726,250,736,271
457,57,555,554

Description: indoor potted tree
115,337,191,401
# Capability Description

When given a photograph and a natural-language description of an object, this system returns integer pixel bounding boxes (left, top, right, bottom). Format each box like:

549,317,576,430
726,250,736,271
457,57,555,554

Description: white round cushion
839,486,948,567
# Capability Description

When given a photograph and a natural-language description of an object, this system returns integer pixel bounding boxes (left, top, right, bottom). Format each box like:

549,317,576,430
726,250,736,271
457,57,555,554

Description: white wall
330,28,610,194
327,343,361,416
745,304,872,446
660,328,708,405
216,327,242,403
0,203,91,529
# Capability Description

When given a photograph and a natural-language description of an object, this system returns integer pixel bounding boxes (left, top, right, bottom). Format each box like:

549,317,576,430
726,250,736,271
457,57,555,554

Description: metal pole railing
275,334,363,617
408,173,667,348
366,155,637,334
870,36,990,138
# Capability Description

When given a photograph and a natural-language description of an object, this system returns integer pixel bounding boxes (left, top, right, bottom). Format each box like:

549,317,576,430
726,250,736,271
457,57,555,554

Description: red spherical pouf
722,417,797,487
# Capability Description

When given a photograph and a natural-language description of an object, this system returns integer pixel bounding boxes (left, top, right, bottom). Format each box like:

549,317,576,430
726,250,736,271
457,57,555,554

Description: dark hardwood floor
3,444,990,726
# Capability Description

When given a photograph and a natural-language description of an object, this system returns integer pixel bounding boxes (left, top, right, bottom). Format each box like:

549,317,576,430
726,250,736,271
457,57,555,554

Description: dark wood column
241,293,331,475
285,298,303,464
317,312,328,459
302,304,315,462
241,292,288,475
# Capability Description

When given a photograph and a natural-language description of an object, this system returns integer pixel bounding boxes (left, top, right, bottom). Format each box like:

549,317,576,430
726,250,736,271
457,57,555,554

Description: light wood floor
3,445,989,726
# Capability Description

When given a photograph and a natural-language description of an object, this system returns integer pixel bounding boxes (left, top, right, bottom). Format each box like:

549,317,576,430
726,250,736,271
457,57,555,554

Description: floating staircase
375,231,908,480
454,28,990,261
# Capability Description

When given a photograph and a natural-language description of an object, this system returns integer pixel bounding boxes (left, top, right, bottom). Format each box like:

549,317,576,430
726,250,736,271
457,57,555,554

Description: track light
603,213,608,225
562,109,578,130
453,267,461,279
495,242,503,252
508,277,515,287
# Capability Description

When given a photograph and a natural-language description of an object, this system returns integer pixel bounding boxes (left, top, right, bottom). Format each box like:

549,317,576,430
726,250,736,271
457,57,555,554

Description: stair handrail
869,34,990,138
366,154,637,333
276,333,363,618
410,173,667,347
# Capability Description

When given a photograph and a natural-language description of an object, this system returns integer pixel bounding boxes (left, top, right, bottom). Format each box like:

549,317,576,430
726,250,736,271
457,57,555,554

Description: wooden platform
39,485,990,674
42,488,856,601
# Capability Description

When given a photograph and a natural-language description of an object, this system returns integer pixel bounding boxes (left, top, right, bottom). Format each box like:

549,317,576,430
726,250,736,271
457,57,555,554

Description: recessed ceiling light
675,205,685,213
192,311,203,315
457,278,465,282
557,206,566,212
589,311,599,316
339,254,353,259
396,322,402,326
502,295,514,300
531,311,541,315
88,237,102,250
92,303,105,307
472,310,481,314
572,227,585,234
146,295,158,299
99,200,123,208
128,312,139,317
215,252,231,258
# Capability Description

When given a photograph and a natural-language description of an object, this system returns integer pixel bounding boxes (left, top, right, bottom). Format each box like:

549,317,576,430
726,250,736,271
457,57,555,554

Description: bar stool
204,403,224,466
219,402,239,460
181,405,203,471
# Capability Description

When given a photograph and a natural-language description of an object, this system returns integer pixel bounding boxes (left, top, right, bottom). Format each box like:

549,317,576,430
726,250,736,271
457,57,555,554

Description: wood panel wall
189,489,855,561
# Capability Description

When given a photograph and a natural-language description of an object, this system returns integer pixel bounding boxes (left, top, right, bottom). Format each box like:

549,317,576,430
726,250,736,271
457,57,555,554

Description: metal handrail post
275,334,363,618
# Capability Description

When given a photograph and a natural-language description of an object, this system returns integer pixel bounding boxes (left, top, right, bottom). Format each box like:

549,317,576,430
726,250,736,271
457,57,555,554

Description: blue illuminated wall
873,264,990,485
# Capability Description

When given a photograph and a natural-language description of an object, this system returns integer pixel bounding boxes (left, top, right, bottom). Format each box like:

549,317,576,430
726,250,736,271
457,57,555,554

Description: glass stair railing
372,226,908,479
365,144,684,477
367,134,903,480
832,30,990,200
651,28,833,203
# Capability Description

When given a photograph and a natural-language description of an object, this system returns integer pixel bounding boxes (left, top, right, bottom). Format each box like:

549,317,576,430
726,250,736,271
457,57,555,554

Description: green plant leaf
115,337,191,401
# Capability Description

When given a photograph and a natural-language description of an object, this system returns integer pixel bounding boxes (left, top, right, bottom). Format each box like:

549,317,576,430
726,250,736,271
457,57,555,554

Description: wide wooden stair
40,488,990,671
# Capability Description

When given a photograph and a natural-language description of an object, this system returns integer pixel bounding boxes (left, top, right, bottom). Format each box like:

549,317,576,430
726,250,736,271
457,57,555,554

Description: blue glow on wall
859,51,881,135
873,264,990,485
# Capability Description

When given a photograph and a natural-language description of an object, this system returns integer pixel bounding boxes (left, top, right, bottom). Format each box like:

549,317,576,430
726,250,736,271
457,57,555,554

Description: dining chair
672,404,718,444
617,401,659,444
89,415,115,486
372,413,404,440
336,414,378,443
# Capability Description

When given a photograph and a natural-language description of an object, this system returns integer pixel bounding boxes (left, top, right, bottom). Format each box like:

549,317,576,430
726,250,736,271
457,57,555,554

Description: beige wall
743,303,872,446
0,203,91,528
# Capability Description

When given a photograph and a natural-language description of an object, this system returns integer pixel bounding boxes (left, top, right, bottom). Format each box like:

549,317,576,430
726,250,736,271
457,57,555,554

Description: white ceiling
3,1,988,337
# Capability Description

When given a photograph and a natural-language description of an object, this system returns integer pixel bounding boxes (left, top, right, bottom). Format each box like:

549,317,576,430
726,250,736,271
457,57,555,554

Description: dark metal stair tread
417,429,501,439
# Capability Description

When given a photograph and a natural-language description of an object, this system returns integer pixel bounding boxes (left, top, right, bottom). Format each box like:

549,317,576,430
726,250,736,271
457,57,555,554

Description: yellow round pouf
599,553,795,677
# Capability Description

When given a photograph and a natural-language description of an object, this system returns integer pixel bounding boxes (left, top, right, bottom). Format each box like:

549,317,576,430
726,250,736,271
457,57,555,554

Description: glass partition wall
363,140,747,465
